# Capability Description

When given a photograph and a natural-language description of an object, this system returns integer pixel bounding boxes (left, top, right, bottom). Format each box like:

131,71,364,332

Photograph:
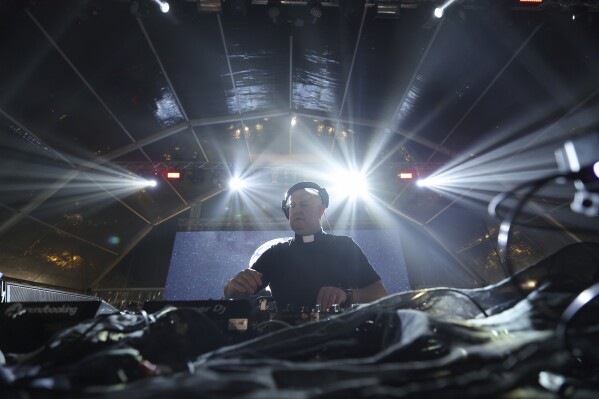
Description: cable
322,210,334,235
557,281,599,351
489,173,578,322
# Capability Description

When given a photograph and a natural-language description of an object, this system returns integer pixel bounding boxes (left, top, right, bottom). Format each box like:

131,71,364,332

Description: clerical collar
294,229,324,244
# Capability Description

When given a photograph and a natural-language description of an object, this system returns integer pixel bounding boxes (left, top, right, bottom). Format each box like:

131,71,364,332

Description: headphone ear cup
282,200,290,219
319,188,329,209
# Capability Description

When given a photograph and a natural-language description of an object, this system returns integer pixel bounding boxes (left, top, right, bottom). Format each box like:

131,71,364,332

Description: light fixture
555,132,599,216
165,169,184,181
197,0,222,13
154,0,170,13
555,132,599,192
309,3,322,23
334,171,369,199
376,0,400,18
130,0,170,15
433,0,458,19
229,176,246,191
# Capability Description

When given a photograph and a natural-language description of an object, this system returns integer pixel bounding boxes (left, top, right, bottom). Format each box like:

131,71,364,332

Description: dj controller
142,298,349,341
0,298,348,354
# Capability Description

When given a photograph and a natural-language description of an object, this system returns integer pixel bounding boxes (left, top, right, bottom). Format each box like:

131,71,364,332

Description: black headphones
281,182,329,219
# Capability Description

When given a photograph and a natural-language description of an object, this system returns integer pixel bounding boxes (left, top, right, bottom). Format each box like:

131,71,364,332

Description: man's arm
224,268,263,299
352,280,388,304
316,280,388,309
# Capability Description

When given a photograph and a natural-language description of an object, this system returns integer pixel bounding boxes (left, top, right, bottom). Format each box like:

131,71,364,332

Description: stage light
554,132,599,216
334,171,369,198
133,178,157,188
197,0,222,13
434,0,458,18
399,172,414,180
555,132,599,192
154,0,169,13
291,116,297,126
229,176,246,191
376,0,400,18
165,170,183,181
519,0,543,3
310,5,322,22
571,191,599,217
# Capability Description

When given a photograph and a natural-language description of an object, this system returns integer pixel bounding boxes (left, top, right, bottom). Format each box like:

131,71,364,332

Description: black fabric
251,230,381,310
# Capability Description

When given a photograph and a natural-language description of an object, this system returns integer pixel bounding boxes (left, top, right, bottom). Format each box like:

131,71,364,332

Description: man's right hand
224,269,263,299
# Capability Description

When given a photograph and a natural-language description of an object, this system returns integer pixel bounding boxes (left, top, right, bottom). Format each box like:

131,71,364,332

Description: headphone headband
281,181,329,219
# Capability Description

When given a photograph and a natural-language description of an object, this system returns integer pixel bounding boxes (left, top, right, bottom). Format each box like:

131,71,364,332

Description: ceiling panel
28,180,151,254
0,217,118,289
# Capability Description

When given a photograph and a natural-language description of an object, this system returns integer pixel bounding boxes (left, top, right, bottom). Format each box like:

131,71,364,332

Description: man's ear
319,206,325,217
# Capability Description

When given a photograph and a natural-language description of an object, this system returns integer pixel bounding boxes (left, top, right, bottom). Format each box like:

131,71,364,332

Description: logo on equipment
3,303,79,318
249,237,291,267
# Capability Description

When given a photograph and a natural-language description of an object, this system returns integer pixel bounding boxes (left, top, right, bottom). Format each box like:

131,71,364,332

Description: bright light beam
434,0,458,18
333,171,369,199
154,0,169,13
229,176,246,191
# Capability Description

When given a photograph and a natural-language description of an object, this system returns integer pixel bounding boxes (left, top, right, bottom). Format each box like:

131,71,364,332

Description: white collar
302,234,315,243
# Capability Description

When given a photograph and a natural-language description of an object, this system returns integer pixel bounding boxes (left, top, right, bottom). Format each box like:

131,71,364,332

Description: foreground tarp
2,243,599,398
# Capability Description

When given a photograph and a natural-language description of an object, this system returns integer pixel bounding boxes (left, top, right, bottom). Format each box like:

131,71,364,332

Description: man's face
287,189,324,236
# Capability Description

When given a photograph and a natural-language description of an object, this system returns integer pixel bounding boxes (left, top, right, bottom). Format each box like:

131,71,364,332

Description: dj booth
1,243,599,399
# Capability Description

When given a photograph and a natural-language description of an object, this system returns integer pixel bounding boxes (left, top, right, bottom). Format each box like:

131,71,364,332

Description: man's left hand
316,286,347,310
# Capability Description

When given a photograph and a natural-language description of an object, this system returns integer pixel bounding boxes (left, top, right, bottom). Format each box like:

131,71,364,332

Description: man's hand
316,286,347,310
224,269,263,299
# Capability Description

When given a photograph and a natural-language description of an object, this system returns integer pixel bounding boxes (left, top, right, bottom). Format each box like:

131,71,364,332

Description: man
224,182,388,310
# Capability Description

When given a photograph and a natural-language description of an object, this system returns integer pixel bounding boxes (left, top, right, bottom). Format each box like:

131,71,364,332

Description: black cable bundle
0,306,226,393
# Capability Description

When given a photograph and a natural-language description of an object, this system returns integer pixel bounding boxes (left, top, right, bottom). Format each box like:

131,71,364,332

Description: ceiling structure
1,0,598,295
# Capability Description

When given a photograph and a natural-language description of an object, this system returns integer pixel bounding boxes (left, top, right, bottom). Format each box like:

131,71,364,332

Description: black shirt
251,230,381,309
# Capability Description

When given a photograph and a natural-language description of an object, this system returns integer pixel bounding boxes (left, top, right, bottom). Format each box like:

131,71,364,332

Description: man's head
282,182,329,236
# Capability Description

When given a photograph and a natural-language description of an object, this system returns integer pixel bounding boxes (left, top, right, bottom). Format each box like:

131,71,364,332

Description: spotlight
309,4,322,23
131,0,170,15
555,132,599,216
555,132,599,192
433,0,458,19
335,171,369,198
376,0,400,19
571,191,599,217
229,176,246,191
290,116,297,126
134,178,157,188
154,0,170,13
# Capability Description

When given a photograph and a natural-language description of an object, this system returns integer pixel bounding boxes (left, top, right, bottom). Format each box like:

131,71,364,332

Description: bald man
224,182,387,311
